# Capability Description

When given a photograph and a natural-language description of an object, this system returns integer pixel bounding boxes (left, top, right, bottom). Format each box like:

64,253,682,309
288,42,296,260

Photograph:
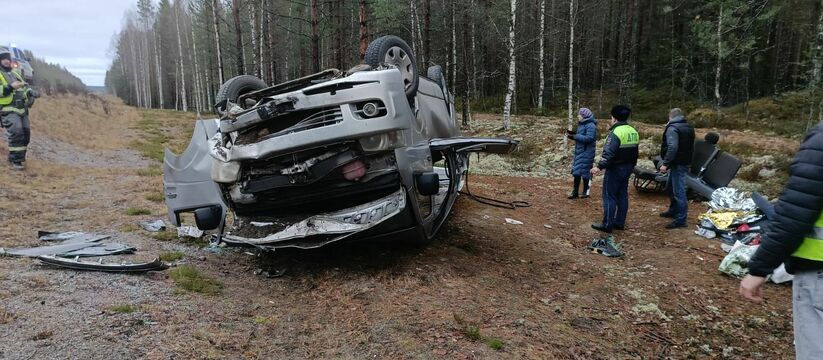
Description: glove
566,133,575,140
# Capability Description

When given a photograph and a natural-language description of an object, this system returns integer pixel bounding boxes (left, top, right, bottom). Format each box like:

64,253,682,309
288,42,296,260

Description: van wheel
365,36,419,98
215,75,267,116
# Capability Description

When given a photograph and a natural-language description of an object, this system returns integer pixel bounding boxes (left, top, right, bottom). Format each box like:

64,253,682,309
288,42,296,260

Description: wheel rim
383,46,414,91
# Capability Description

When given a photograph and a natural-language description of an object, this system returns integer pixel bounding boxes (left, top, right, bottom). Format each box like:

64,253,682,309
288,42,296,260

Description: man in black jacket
590,105,639,233
740,122,823,359
658,108,695,229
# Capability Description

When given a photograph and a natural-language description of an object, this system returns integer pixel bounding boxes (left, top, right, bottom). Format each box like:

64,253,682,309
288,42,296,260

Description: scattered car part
37,255,167,272
57,243,136,258
37,231,110,243
177,226,205,238
1,242,101,258
137,219,166,232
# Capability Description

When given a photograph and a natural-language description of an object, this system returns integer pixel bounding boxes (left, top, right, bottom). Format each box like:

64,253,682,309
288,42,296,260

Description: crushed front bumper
222,187,407,249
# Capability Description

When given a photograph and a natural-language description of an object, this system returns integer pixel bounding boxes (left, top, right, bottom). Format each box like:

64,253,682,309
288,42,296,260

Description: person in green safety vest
0,48,34,170
590,105,639,233
740,122,823,359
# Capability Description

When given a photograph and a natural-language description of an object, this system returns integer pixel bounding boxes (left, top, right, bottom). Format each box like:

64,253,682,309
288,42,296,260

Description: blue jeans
601,163,634,229
793,270,823,359
666,165,688,225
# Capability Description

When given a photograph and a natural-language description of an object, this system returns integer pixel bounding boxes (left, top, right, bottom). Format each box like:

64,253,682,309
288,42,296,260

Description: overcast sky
0,0,139,86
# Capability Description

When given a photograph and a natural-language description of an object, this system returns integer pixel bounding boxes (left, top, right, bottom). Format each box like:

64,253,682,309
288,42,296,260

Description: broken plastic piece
138,219,166,232
1,242,100,258
37,231,110,243
37,255,167,272
505,218,524,225
177,226,205,238
57,243,136,258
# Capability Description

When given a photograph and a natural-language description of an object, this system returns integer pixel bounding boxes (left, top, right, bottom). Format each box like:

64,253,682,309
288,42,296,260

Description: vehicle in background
0,45,34,82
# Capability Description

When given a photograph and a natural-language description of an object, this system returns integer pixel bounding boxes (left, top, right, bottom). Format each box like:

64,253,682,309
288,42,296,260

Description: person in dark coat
658,108,695,229
567,108,598,199
590,105,639,233
739,122,823,358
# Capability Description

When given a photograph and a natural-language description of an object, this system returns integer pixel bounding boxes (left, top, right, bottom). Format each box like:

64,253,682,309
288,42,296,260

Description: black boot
568,191,579,199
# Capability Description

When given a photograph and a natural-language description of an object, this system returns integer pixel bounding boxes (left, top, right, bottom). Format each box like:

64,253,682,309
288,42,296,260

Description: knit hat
610,105,631,122
578,107,593,120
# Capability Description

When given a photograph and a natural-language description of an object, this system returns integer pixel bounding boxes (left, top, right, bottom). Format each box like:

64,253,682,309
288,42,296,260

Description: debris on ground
587,235,624,257
37,255,167,272
58,243,136,258
718,241,758,277
505,218,523,225
177,226,204,238
138,219,166,232
696,187,767,246
1,242,100,258
37,231,111,243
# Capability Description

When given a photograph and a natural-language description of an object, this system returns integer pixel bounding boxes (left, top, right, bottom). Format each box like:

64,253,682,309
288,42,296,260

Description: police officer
658,108,695,229
739,122,823,358
0,48,33,170
590,105,639,233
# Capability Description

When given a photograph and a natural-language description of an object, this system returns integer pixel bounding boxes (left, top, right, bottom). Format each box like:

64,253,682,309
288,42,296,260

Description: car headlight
359,130,405,152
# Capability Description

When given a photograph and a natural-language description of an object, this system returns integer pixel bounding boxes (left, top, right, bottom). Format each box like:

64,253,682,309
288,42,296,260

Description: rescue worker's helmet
0,49,10,62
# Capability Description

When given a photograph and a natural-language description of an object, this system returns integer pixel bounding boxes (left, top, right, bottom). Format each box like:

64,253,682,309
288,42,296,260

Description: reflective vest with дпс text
792,210,823,262
0,70,28,114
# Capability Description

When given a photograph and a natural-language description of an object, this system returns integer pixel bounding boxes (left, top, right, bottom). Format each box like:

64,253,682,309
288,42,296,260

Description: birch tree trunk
470,0,477,98
450,1,457,89
154,31,164,109
409,0,418,54
250,1,259,78
502,0,517,130
565,0,575,157
191,15,204,116
714,4,723,115
175,4,188,112
550,0,556,100
537,0,546,114
212,0,225,84
259,0,266,81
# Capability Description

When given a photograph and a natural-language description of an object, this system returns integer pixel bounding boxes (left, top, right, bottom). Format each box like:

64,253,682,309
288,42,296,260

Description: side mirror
193,205,223,230
415,172,440,196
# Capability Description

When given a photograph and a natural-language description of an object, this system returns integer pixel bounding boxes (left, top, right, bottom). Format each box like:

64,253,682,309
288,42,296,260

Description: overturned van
163,36,518,250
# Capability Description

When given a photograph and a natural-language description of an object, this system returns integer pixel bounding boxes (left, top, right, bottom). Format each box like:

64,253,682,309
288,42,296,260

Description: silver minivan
163,36,518,250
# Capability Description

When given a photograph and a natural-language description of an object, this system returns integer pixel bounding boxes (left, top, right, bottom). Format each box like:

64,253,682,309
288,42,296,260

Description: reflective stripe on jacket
792,214,823,261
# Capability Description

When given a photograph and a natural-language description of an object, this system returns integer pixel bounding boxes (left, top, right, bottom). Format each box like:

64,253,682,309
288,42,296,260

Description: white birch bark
409,0,417,54
191,13,204,116
550,0,556,100
537,0,545,113
565,0,575,157
714,4,723,113
175,4,188,111
212,0,225,84
470,0,477,97
502,0,517,130
450,2,456,89
154,31,164,109
250,1,259,78
259,0,266,81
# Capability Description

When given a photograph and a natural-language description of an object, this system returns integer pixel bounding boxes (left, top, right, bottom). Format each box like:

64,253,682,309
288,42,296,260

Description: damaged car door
163,119,227,230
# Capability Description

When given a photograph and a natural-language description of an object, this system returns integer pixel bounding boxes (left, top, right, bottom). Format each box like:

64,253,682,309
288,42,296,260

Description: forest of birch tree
105,0,823,131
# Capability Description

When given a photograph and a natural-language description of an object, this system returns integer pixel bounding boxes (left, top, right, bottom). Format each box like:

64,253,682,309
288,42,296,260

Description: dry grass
29,94,139,150
159,251,184,262
108,304,137,314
